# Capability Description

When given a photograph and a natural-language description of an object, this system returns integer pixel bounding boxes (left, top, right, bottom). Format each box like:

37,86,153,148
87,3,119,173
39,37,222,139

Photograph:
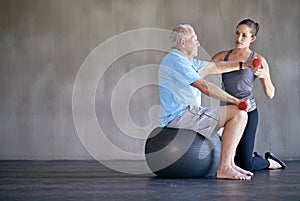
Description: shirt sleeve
192,58,208,73
174,58,201,85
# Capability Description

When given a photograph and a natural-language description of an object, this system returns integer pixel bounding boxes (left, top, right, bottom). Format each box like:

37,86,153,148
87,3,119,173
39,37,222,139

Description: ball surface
145,127,221,178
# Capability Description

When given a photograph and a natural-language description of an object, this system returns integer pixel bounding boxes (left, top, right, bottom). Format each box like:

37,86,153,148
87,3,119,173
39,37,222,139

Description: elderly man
158,24,254,180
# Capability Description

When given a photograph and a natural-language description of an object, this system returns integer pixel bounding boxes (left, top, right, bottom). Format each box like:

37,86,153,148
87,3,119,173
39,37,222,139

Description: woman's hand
251,65,270,79
251,57,275,99
251,58,271,79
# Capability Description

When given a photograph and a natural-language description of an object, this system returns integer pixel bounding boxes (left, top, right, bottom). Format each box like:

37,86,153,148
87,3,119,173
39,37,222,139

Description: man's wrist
227,96,240,105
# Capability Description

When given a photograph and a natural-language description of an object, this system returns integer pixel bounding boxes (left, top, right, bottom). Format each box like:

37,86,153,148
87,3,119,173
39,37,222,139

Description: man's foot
232,164,253,176
216,166,251,180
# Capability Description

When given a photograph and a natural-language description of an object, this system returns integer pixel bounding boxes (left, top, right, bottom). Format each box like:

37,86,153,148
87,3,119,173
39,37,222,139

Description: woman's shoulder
211,50,231,61
253,52,266,62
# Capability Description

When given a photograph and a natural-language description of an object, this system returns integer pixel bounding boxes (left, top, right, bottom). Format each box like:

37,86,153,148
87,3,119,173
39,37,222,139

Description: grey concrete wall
0,0,299,160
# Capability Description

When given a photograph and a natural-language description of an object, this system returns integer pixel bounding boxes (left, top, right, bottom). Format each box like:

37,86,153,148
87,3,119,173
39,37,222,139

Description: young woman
212,19,286,171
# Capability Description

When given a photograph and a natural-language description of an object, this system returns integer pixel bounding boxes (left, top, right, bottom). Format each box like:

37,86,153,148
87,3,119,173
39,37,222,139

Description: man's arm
198,61,252,78
191,78,240,105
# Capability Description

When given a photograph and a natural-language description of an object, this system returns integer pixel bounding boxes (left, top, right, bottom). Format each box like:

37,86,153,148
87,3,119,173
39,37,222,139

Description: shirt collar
170,49,194,66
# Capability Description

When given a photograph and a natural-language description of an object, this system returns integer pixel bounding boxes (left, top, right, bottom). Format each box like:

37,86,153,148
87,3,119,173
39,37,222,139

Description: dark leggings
234,109,270,171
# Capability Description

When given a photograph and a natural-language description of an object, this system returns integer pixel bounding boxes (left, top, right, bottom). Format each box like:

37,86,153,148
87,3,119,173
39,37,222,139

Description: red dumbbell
252,58,262,68
239,100,251,112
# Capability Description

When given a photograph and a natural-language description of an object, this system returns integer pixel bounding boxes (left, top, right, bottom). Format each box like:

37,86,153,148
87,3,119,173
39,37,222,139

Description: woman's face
235,24,256,49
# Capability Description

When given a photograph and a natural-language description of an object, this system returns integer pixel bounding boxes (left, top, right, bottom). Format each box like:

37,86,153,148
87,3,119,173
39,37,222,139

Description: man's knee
231,108,248,127
219,105,248,127
235,108,248,120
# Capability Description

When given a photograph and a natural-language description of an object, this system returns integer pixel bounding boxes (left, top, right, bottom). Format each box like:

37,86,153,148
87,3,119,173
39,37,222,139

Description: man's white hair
170,24,193,48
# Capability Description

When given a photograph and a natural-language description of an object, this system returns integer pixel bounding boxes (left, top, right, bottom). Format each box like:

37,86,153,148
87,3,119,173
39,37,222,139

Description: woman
212,19,286,171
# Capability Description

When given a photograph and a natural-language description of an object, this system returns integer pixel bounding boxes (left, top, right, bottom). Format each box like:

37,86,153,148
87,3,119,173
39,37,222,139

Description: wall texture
0,0,299,160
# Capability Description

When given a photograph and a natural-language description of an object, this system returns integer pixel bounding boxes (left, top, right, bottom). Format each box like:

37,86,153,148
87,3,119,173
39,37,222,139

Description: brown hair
237,18,260,36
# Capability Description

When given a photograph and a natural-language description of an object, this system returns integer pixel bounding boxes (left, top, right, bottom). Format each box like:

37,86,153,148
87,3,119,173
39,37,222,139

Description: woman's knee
235,157,252,171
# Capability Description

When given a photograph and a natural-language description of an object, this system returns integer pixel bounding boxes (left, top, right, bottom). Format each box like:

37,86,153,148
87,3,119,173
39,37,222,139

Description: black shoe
253,152,263,158
265,152,286,169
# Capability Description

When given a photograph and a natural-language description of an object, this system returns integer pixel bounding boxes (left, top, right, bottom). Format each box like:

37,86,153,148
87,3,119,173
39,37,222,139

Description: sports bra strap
247,51,255,62
224,50,233,61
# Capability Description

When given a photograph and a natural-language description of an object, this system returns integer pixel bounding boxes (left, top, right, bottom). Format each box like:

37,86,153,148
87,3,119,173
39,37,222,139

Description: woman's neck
232,47,251,55
228,47,252,62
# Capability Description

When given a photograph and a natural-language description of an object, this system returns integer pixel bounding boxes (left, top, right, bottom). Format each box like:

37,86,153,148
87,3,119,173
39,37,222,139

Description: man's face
184,28,200,59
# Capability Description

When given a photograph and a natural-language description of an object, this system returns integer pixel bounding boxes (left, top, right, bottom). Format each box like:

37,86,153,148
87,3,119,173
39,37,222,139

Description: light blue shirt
158,49,208,127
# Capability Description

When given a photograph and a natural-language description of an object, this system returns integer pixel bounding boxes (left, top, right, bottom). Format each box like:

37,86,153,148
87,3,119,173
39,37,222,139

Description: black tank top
221,50,257,112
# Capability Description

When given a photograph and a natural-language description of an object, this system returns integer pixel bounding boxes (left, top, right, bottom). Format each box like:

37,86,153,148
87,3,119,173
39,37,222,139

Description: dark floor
0,160,299,201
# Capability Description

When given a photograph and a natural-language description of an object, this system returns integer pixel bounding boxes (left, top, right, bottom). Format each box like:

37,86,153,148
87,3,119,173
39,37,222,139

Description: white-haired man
158,24,255,180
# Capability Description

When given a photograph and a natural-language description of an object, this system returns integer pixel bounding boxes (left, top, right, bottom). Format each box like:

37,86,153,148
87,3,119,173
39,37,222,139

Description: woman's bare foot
216,166,251,180
268,159,283,169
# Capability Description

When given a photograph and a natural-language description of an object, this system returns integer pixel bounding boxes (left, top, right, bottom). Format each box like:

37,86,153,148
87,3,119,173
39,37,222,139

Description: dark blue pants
234,109,269,171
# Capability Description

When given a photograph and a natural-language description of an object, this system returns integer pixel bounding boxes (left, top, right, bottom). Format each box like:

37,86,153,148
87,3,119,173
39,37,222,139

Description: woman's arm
252,57,275,99
211,51,226,62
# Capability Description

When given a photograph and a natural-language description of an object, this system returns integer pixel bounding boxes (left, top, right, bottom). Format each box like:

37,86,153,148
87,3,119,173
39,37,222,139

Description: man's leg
216,105,252,180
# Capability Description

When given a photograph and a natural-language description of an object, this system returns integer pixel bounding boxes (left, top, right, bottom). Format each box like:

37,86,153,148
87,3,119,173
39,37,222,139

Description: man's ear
180,38,186,48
